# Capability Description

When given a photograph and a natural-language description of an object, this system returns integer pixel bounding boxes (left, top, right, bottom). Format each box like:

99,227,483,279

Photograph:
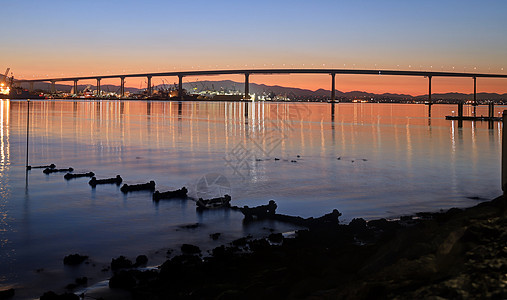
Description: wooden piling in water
503,110,507,195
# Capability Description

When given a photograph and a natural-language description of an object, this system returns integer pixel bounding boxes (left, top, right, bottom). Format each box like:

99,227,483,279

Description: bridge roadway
15,69,507,102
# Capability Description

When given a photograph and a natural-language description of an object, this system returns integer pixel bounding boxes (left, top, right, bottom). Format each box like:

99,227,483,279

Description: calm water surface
0,100,503,297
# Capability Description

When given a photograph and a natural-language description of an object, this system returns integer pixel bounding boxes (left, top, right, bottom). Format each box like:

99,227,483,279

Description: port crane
1,68,10,84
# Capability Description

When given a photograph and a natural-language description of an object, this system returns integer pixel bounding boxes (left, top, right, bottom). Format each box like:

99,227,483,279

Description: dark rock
63,254,88,265
400,215,413,221
135,255,148,267
75,277,88,285
232,236,251,247
109,271,136,289
111,256,133,270
211,245,235,258
64,283,77,290
0,288,14,299
240,200,277,220
367,218,400,232
248,239,271,252
40,291,79,300
181,244,201,255
268,233,284,243
349,218,367,234
120,181,155,193
210,233,221,240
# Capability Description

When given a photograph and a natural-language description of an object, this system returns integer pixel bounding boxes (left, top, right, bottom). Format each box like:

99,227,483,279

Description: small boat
153,187,188,201
89,175,123,187
196,195,231,209
121,181,155,193
43,167,73,174
64,172,95,180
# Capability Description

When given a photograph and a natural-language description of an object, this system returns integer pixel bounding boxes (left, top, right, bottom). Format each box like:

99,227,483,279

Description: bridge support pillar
331,73,336,102
489,103,495,118
244,73,250,100
96,78,101,97
428,75,432,106
178,75,184,100
147,76,152,96
458,101,464,128
120,77,125,97
502,110,507,194
473,77,477,117
29,82,34,93
50,81,56,94
73,80,78,95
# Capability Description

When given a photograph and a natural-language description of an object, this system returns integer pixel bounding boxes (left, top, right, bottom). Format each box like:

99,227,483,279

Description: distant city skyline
3,0,507,95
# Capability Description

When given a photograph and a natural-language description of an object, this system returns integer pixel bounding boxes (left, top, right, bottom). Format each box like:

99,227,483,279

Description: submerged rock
111,256,133,270
63,254,88,265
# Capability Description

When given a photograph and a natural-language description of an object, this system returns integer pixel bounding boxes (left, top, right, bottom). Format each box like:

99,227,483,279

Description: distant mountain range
17,80,507,100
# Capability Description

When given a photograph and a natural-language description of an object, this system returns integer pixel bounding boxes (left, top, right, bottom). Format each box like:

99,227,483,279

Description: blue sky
2,0,506,93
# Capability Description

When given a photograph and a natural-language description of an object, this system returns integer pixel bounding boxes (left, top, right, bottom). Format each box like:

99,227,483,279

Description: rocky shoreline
17,194,507,299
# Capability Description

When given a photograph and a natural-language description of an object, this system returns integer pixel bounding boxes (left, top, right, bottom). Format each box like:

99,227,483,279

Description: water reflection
0,99,504,294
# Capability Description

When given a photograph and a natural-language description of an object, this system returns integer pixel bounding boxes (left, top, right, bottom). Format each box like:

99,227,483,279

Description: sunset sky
2,0,507,95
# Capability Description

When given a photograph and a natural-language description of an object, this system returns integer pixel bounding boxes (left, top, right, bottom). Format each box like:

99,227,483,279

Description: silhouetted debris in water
274,158,280,161
63,254,88,265
210,233,221,240
0,288,14,299
111,256,133,270
43,167,73,174
120,181,155,193
88,175,122,187
27,163,55,170
179,223,201,229
196,195,231,209
153,187,188,201
64,172,94,180
240,200,278,221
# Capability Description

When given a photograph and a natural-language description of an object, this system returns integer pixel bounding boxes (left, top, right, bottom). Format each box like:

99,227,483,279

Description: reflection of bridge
16,68,507,102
